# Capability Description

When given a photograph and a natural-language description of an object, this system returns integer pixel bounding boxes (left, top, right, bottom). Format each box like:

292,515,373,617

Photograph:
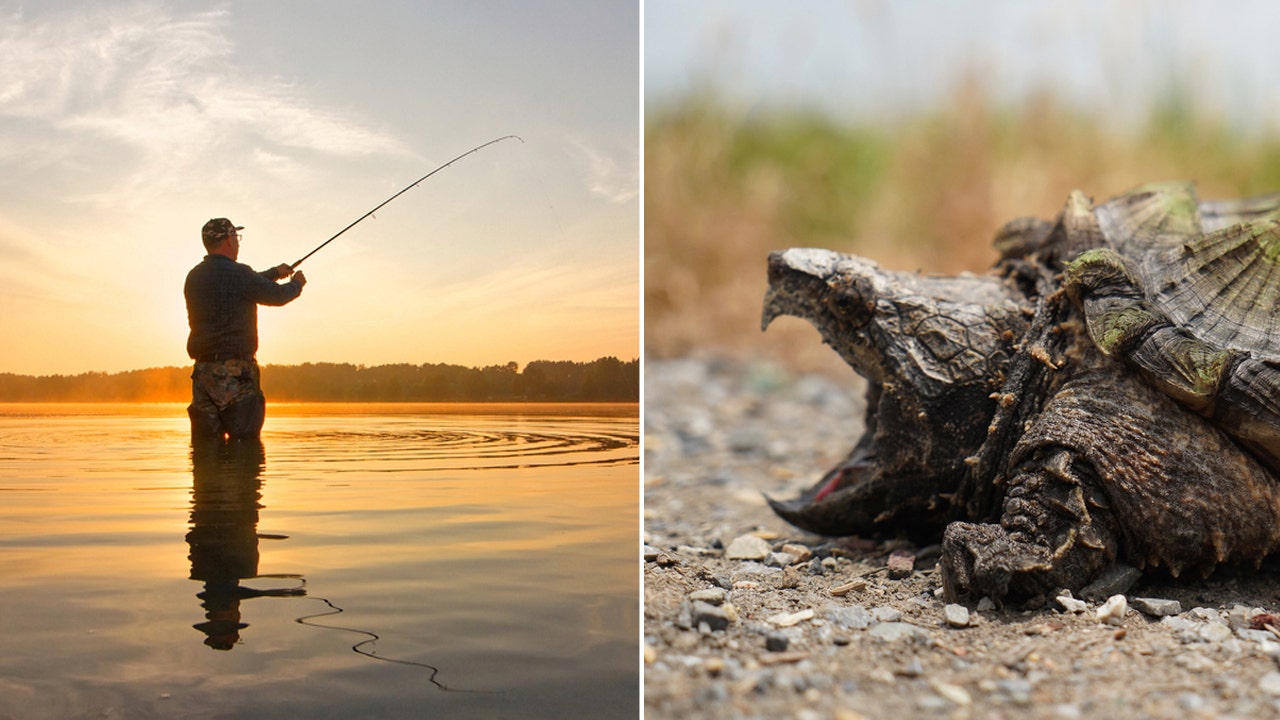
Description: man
184,218,306,440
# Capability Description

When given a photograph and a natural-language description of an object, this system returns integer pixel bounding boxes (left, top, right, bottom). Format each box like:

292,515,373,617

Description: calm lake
0,402,638,719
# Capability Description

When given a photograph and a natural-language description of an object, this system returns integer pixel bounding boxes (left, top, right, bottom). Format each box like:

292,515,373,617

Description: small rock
1131,597,1181,617
693,601,736,632
1239,628,1275,644
997,678,1033,705
1096,594,1127,626
1055,595,1088,614
1189,607,1221,622
871,606,902,623
1260,672,1280,696
826,605,872,630
689,588,727,605
930,679,972,706
944,604,971,628
868,622,929,643
1197,621,1232,643
1228,604,1257,630
768,608,815,627
725,534,771,561
766,551,797,568
976,597,997,612
1079,565,1141,600
1176,693,1205,711
1160,616,1195,632
898,658,924,677
781,543,813,564
916,695,950,711
642,544,661,562
887,551,915,579
765,632,790,652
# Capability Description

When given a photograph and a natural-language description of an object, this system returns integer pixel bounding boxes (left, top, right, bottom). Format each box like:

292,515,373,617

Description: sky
0,0,638,376
646,0,1280,133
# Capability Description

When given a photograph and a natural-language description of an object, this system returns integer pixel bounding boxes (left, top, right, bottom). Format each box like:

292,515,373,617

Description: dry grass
645,86,1280,376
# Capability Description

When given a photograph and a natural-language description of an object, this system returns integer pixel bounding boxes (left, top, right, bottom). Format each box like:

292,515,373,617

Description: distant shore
0,357,638,403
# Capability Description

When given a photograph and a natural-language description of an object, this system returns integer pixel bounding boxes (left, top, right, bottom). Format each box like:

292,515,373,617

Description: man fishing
184,218,306,440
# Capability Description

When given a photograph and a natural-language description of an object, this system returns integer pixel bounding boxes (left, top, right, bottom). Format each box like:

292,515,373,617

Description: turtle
761,181,1280,603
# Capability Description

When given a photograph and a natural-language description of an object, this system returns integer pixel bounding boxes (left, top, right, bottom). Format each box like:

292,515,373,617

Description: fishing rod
290,134,523,269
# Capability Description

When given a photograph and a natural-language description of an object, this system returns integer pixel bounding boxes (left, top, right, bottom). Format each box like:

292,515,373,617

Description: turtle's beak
762,248,846,331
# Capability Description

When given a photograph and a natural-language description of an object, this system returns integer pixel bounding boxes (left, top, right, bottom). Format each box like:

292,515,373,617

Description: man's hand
274,263,293,279
293,271,307,287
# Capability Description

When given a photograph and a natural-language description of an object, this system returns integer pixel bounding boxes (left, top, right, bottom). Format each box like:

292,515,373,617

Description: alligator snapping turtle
762,181,1280,603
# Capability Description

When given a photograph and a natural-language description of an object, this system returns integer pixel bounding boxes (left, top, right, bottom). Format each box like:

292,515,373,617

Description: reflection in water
187,438,304,650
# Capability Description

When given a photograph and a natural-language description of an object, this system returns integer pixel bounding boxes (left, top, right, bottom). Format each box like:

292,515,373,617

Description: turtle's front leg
941,446,1119,602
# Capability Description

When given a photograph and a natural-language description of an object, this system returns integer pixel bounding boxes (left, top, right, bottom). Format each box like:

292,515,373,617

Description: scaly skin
761,248,1027,539
764,182,1280,603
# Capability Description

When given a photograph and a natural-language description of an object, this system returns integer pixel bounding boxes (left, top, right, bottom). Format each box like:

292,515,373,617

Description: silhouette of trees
0,358,638,403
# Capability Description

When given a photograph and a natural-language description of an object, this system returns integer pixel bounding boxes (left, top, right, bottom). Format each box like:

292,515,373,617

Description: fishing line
291,585,497,694
290,134,524,270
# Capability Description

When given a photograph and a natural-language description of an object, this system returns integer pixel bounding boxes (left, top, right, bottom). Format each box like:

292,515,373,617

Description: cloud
571,137,638,205
0,3,409,206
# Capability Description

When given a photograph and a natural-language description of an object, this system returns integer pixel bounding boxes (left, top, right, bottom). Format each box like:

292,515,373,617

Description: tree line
0,357,639,403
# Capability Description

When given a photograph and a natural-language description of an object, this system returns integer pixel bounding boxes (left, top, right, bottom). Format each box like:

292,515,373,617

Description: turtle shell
1064,181,1280,471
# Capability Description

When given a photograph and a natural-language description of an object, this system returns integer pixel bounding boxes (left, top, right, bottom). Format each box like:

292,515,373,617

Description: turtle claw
940,522,1053,603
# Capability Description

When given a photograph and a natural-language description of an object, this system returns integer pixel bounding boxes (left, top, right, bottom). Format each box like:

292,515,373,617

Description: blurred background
645,0,1280,376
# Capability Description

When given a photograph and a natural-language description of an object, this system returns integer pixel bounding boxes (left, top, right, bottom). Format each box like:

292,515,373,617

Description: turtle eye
825,285,872,327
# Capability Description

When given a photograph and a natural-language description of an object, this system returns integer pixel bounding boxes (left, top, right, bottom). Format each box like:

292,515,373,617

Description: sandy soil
644,355,1280,720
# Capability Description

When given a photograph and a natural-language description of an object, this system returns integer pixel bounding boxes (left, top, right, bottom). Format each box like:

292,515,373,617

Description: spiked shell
1063,182,1280,471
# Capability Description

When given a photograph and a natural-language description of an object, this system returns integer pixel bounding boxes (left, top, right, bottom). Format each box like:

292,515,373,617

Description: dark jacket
185,255,304,361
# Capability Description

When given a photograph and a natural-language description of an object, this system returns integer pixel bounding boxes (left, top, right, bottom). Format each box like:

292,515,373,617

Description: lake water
0,403,639,719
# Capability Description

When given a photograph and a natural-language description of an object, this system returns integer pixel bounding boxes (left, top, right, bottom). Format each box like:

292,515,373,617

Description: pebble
692,601,737,631
997,678,1034,705
868,622,929,643
1260,672,1280,696
1131,597,1181,617
768,608,815,627
930,679,972,706
871,606,903,623
976,597,997,612
642,544,662,561
826,605,872,630
1055,594,1088,614
1238,628,1275,644
1228,604,1257,630
725,534,771,560
886,551,915,579
781,543,813,563
1197,622,1232,643
1190,607,1221,622
689,587,726,605
898,658,925,677
1096,594,1127,626
765,632,790,652
766,551,797,567
944,604,971,628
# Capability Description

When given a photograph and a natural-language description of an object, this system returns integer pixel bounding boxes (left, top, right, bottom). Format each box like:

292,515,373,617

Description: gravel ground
644,355,1280,720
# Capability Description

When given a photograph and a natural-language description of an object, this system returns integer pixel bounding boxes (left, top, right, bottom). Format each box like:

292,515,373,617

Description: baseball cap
202,218,244,245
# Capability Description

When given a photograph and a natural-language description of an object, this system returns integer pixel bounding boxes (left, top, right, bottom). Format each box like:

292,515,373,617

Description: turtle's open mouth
761,248,1028,540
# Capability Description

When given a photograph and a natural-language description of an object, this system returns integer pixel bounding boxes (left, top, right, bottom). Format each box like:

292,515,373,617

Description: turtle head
761,248,1030,538
763,248,1026,395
